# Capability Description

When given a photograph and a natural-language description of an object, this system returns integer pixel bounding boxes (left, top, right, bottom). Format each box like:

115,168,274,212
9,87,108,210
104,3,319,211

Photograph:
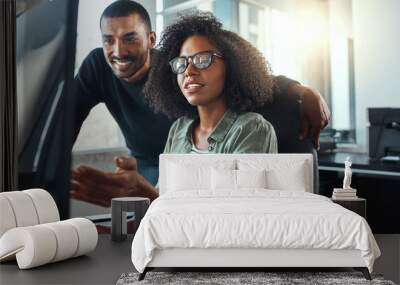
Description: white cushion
236,169,267,189
266,167,306,191
0,191,39,227
0,189,60,238
211,169,267,190
237,159,309,192
159,154,313,194
42,221,79,262
211,168,236,190
24,189,60,224
65,218,98,257
0,218,97,269
167,162,210,191
0,196,17,237
0,189,97,269
166,159,235,192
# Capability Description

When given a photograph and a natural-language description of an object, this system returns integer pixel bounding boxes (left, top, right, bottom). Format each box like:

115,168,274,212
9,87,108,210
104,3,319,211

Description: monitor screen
17,0,79,218
368,108,400,160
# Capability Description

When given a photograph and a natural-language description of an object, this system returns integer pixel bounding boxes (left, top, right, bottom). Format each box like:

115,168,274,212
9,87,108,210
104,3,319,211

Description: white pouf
0,189,98,269
0,196,17,237
24,189,60,224
0,218,98,269
1,191,39,227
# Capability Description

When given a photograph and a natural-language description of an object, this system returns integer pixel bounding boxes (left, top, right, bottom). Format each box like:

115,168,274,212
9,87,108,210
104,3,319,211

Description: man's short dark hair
100,0,152,32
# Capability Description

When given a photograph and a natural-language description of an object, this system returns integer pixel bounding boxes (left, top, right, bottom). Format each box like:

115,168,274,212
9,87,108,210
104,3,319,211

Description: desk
0,234,134,285
319,152,400,234
319,152,400,177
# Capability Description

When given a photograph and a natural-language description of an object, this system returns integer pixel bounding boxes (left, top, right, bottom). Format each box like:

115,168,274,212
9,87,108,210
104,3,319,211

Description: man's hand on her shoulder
289,84,331,149
70,156,156,207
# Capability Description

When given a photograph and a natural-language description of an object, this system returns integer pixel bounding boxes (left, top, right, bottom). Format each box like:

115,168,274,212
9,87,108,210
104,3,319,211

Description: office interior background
74,0,400,154
68,1,400,282
13,0,399,282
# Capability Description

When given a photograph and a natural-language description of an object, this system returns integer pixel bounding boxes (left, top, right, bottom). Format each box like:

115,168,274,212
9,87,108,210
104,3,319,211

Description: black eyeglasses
169,51,223,74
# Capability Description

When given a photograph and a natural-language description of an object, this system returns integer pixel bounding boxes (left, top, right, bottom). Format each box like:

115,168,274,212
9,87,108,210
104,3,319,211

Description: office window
156,0,214,38
239,1,329,90
329,0,356,144
239,2,299,81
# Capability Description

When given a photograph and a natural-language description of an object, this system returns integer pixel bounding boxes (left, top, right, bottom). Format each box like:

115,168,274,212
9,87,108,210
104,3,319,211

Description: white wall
352,0,400,151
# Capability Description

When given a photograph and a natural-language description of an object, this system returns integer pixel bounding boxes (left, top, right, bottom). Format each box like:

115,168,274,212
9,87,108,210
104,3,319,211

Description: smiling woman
145,12,277,154
176,37,226,109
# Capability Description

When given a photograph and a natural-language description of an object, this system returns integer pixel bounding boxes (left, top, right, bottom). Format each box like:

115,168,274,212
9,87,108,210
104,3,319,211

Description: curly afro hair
144,12,275,120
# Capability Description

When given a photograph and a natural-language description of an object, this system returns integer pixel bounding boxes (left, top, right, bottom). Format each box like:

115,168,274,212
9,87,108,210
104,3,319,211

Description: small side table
111,197,150,242
331,198,366,219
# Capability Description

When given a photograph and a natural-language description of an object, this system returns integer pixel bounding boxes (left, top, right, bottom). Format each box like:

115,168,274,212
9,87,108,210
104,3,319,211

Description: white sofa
0,189,98,269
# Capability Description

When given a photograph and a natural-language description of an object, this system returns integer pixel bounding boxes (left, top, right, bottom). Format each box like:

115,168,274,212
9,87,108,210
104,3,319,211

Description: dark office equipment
319,151,400,233
318,128,337,153
16,0,79,219
368,108,400,161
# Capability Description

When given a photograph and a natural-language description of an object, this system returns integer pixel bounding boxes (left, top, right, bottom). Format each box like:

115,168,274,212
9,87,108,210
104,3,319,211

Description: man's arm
70,99,180,207
71,156,159,207
70,118,186,207
274,75,331,149
287,83,330,149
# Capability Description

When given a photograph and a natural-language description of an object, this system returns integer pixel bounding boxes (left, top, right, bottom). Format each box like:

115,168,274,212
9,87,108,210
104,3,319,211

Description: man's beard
111,53,147,80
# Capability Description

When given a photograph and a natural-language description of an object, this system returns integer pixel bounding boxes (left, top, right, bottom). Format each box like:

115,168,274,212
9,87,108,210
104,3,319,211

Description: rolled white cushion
23,189,60,223
64,218,98,257
0,226,57,269
0,191,39,227
42,221,79,262
0,189,60,239
0,218,97,269
0,196,17,237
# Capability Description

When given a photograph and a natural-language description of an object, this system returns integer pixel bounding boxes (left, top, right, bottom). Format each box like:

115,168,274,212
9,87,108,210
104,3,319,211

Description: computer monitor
368,108,400,161
17,0,79,219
